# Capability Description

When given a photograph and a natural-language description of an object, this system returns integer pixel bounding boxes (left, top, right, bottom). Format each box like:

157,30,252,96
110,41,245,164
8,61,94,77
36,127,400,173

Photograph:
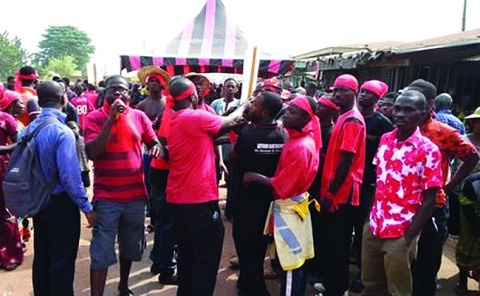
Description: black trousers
32,192,81,296
149,168,176,274
447,191,461,236
411,207,448,296
233,195,272,296
169,201,224,296
322,204,357,296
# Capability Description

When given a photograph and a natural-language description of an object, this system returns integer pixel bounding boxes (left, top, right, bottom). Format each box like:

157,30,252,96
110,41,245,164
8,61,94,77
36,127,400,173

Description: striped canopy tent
120,0,294,78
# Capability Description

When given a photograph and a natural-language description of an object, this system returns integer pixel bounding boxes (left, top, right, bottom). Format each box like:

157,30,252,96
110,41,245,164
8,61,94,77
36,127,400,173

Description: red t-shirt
166,109,222,204
83,90,99,109
84,108,157,202
270,129,319,199
71,95,95,131
322,108,366,208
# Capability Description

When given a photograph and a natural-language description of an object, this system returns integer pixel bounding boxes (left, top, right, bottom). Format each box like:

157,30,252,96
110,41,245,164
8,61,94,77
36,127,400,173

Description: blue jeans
90,200,146,270
149,168,176,275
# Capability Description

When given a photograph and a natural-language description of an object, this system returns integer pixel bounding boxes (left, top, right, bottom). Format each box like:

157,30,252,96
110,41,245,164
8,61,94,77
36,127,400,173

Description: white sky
1,0,480,75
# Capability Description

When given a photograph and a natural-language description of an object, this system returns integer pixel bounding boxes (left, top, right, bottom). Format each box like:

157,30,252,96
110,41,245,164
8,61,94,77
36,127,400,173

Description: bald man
26,81,96,296
166,77,246,296
434,93,466,135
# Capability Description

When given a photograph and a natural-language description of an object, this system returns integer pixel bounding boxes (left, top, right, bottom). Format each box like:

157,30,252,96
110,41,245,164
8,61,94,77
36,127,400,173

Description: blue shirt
435,109,466,135
19,108,92,213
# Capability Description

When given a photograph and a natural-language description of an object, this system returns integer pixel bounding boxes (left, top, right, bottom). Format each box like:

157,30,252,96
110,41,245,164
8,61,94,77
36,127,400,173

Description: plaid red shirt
420,117,477,206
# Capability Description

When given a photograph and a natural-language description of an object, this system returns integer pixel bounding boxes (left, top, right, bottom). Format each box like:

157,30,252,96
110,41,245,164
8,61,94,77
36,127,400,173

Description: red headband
318,96,340,111
173,83,196,101
14,70,37,92
146,73,167,86
290,96,322,151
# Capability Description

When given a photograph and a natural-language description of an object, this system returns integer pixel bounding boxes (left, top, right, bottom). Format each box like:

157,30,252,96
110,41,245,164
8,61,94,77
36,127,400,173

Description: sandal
263,267,280,280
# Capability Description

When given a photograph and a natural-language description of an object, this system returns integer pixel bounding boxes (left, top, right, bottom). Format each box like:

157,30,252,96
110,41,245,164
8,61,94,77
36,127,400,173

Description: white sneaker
313,282,326,293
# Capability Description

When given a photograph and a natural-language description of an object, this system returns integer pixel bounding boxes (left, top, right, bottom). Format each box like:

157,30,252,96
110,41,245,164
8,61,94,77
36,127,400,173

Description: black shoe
118,288,134,296
150,263,161,275
349,278,365,293
158,274,178,285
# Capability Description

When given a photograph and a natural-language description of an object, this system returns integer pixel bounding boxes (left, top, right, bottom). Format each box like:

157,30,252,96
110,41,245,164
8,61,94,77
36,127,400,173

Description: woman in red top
0,86,23,271
243,95,320,296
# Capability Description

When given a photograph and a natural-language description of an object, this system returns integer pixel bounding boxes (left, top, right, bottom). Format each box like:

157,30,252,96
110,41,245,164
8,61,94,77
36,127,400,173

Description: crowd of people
0,64,479,296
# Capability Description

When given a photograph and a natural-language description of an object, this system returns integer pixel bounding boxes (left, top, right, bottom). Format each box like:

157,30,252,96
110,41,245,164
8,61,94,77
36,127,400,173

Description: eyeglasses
106,86,129,93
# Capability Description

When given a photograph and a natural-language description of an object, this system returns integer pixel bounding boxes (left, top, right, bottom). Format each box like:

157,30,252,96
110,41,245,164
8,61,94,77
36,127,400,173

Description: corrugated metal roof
396,28,480,51
292,42,402,60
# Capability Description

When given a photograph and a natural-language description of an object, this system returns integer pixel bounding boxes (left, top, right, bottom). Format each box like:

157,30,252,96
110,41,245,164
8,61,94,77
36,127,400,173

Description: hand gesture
84,211,97,228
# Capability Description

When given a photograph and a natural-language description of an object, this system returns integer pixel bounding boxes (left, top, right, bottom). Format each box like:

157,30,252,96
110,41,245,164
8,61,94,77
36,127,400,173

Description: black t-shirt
362,112,394,188
234,123,287,200
308,123,334,197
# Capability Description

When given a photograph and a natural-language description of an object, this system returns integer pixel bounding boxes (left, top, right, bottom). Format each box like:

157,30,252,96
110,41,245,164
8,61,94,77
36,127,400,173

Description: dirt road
1,199,479,295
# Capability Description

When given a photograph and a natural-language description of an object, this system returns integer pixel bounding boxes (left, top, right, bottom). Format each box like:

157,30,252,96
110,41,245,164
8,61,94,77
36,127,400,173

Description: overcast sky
1,0,479,74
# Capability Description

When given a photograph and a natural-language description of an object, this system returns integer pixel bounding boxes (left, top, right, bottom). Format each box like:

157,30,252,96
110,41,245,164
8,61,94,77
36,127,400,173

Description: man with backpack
14,81,97,295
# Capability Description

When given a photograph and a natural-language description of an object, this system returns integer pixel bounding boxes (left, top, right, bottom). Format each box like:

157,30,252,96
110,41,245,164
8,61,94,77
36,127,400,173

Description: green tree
35,26,95,74
0,31,28,81
43,55,79,78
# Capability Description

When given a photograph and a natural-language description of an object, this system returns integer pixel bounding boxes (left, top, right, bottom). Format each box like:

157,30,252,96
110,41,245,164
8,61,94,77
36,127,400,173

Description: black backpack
3,118,58,217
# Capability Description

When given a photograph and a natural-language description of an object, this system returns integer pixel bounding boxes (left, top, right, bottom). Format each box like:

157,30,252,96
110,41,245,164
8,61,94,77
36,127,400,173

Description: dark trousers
233,195,272,296
411,208,448,296
169,201,224,296
323,204,357,296
149,168,176,275
143,154,154,222
447,192,461,236
224,160,238,219
280,265,307,296
32,193,80,296
306,202,328,279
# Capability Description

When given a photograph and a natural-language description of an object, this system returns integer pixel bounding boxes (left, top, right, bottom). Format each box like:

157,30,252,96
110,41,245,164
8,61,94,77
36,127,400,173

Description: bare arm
243,172,273,188
327,151,354,195
213,102,247,137
404,187,438,245
444,151,479,193
0,143,16,155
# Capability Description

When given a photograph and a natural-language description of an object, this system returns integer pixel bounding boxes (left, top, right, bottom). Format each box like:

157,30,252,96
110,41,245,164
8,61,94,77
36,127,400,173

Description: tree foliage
43,55,79,79
0,31,28,81
35,26,95,73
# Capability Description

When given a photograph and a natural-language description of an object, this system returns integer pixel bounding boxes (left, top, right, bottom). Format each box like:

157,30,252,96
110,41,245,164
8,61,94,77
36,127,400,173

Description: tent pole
247,46,259,99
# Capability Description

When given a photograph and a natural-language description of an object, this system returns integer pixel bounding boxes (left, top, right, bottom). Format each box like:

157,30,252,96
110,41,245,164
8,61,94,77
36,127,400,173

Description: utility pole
462,0,467,31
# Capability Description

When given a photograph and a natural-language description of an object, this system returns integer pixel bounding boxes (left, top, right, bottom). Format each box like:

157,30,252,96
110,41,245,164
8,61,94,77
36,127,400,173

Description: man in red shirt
166,77,246,296
320,74,366,296
406,79,479,296
361,90,443,295
70,83,95,132
15,66,41,126
84,75,163,296
243,95,320,296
